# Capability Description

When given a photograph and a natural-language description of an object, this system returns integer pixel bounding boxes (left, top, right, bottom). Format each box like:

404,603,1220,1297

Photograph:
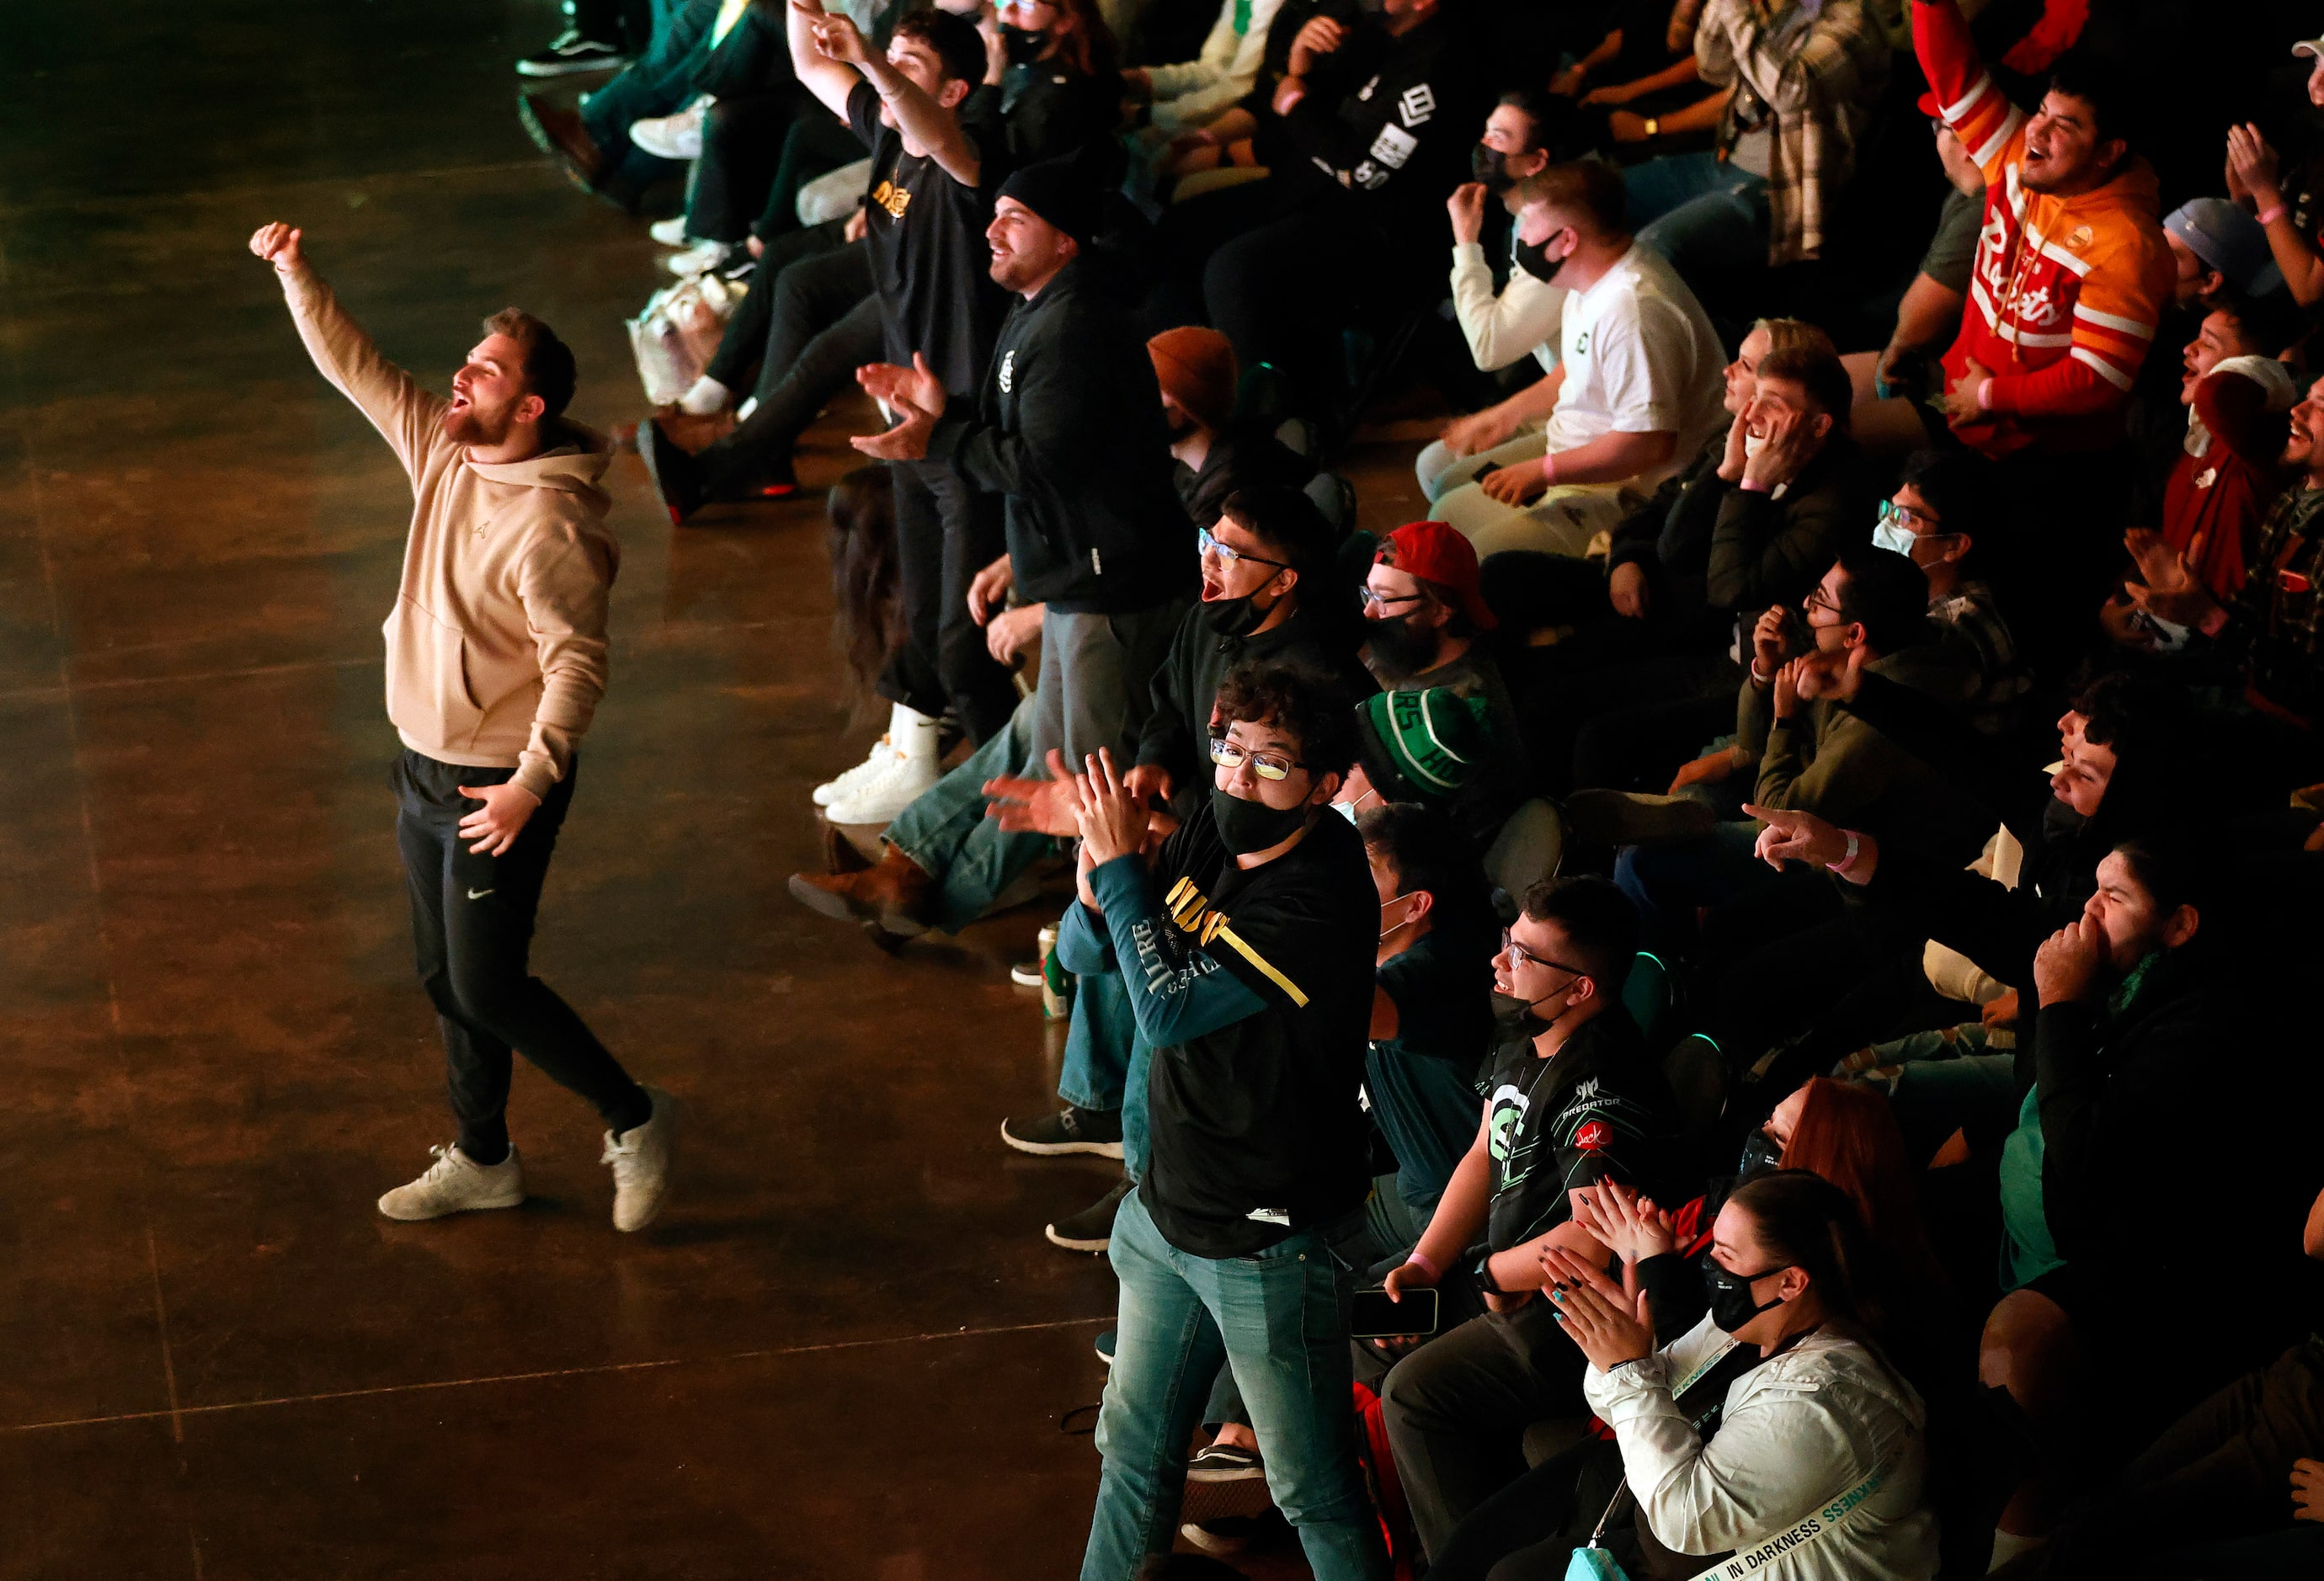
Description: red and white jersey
1916,0,2173,457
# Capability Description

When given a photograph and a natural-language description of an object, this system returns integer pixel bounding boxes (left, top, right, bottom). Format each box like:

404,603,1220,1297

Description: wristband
1739,476,1772,493
1827,829,1863,874
1403,1250,1440,1280
1973,376,1994,413
1541,451,1559,486
2258,203,2289,226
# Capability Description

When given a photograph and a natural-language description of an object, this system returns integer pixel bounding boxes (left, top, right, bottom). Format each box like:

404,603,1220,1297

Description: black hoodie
927,258,1195,613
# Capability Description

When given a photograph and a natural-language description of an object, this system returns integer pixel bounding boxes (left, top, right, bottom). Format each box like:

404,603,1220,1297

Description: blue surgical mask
1872,520,1917,558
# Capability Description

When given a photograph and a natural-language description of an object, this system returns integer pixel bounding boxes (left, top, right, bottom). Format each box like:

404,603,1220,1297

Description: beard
441,395,515,447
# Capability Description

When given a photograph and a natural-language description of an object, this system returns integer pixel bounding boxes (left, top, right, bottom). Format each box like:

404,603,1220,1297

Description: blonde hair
1750,317,1836,360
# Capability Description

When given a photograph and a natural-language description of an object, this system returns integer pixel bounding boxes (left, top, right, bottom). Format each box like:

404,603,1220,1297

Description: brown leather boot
517,93,605,189
786,845,934,935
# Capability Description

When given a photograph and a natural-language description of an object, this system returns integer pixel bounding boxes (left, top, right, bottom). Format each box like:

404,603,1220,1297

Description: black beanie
997,152,1099,247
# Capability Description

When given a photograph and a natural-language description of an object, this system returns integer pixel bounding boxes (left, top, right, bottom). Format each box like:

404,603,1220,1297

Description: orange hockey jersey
1916,0,2173,458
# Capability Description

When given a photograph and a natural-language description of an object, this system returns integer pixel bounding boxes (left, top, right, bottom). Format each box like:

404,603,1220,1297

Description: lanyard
1681,1461,1891,1581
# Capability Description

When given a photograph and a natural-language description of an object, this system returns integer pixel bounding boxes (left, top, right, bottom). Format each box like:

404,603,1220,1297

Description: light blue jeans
1080,1190,1389,1581
1057,968,1153,1179
1624,152,1771,281
883,704,1052,934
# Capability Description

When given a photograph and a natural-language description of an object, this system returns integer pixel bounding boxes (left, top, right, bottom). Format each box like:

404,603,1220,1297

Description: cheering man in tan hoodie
250,222,675,1232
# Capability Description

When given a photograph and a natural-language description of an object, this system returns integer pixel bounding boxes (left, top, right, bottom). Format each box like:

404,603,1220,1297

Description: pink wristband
1826,829,1863,874
1739,476,1772,494
1404,1251,1440,1280
2258,204,2289,226
1973,377,1995,413
1541,451,1559,486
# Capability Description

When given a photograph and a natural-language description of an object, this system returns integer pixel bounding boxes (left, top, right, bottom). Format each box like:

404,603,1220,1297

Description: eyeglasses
1803,585,1842,622
1358,586,1424,612
1875,497,1943,534
1498,929,1588,977
1197,527,1291,572
1209,736,1307,781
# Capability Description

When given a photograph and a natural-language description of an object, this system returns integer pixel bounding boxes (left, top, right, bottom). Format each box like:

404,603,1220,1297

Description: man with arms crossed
249,223,674,1232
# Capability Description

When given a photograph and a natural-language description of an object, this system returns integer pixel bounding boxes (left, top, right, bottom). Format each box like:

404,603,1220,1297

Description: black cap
996,152,1100,247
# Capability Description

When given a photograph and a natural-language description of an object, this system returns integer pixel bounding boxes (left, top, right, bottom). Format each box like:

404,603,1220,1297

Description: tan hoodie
279,267,619,801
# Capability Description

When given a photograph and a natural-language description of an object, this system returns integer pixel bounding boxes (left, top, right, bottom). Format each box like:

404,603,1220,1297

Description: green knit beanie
1357,687,1491,802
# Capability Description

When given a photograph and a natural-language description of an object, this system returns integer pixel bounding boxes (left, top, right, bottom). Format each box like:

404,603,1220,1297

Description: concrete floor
0,3,1439,1576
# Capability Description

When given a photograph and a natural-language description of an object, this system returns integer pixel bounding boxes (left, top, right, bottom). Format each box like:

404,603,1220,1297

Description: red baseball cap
1374,521,1497,631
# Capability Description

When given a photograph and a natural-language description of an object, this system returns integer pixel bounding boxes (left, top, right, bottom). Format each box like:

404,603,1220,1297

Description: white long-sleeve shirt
1147,0,1287,134
1449,241,1564,375
1581,1314,1939,1581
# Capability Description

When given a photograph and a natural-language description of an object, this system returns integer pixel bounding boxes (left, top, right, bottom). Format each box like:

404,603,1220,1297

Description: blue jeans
883,705,1053,934
1082,1191,1389,1581
1612,819,1777,953
579,0,715,194
1058,969,1153,1179
1623,152,1770,280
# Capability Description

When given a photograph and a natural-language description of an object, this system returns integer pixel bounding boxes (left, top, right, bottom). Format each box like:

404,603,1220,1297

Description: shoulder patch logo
1398,83,1437,128
2066,223,2093,250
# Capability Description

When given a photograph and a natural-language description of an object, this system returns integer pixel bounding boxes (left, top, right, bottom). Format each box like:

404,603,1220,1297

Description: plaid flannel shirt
1697,0,1890,266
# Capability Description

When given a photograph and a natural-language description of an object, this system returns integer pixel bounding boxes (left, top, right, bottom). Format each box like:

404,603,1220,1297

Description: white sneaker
602,1086,678,1232
663,238,735,278
824,751,941,825
813,735,898,806
630,98,708,161
648,215,691,247
377,1143,525,1222
676,374,732,417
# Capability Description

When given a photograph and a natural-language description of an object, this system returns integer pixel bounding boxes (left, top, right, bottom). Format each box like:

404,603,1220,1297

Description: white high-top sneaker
662,238,735,278
675,374,731,416
602,1087,678,1232
825,707,942,824
813,735,898,806
377,1144,525,1222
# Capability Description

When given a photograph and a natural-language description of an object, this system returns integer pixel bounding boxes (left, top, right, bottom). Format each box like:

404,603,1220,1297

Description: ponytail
1727,1170,1891,1343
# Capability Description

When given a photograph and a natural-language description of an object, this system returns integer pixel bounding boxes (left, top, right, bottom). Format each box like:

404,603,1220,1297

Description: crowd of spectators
507,1,2324,1576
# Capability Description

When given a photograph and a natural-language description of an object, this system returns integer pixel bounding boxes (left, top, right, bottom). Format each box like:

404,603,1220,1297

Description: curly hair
1212,661,1358,781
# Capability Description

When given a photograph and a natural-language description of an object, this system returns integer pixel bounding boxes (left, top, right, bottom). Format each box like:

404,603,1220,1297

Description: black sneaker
638,418,705,526
1180,1509,1292,1556
516,29,631,77
1187,1439,1266,1483
1001,1105,1123,1159
1045,1177,1132,1253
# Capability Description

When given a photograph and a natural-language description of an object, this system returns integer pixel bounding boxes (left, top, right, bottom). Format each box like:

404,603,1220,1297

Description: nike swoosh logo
467,888,494,901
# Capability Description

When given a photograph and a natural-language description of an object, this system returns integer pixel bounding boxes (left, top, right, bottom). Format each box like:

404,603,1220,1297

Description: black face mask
1001,24,1047,64
1701,1252,1794,1334
1471,142,1517,194
1511,233,1568,285
1737,1128,1784,1184
1362,610,1437,678
1210,583,1284,639
1211,785,1312,854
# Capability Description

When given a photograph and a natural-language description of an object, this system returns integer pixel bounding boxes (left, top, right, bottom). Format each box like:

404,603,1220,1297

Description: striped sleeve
1985,233,2170,416
1914,0,2025,181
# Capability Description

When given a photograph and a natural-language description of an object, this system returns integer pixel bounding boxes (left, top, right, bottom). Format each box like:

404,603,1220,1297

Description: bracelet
1403,1250,1440,1280
1826,829,1863,874
2258,203,2289,226
1643,116,1660,138
1972,376,1994,413
1541,451,1560,486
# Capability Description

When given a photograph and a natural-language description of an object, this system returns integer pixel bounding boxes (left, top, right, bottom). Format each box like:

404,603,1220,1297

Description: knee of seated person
1980,1289,2075,1392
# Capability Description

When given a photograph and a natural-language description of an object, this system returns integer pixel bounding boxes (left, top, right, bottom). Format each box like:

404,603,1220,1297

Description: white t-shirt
1540,242,1727,491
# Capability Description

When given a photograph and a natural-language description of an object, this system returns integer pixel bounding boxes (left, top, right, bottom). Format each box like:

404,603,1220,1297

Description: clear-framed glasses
1875,497,1943,535
1197,526,1292,572
1208,735,1306,781
1498,929,1587,977
1357,586,1424,613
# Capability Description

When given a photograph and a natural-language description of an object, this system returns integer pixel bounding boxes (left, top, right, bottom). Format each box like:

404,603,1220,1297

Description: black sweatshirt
1268,14,1482,238
1137,600,1373,820
927,258,1194,614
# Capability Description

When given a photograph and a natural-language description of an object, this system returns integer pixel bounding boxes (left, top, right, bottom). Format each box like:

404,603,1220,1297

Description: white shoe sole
376,1186,524,1222
813,748,896,806
515,54,629,77
1000,1121,1124,1159
1186,1458,1268,1484
610,1088,679,1232
1043,1223,1111,1254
